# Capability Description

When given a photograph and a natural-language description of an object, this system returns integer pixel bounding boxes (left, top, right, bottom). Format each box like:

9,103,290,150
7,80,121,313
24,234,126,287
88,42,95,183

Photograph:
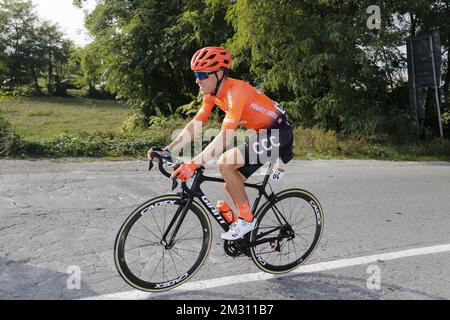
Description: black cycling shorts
237,117,294,179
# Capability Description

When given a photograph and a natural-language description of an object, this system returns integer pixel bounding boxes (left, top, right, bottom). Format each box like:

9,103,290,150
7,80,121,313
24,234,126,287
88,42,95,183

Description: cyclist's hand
170,161,198,181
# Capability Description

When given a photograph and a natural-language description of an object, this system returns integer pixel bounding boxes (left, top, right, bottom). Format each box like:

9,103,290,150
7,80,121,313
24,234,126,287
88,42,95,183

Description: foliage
78,0,232,119
0,0,74,95
0,116,23,157
72,0,450,139
2,0,450,146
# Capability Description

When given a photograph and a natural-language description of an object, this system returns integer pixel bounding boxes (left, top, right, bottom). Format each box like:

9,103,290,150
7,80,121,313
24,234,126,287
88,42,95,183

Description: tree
0,0,38,91
220,0,447,136
74,0,448,137
75,0,232,121
0,7,7,83
37,21,73,96
0,0,74,95
77,43,104,97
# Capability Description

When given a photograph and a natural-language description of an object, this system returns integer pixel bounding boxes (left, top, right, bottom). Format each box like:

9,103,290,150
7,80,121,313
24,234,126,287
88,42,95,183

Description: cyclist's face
195,70,224,95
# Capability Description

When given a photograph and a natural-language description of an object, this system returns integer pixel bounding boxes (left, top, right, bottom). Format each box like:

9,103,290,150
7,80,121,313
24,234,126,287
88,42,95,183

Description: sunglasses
194,71,214,80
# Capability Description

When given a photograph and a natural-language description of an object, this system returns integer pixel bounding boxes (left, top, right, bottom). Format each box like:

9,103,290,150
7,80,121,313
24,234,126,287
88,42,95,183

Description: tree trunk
10,54,17,91
47,49,53,95
31,65,41,95
444,34,450,101
88,81,95,97
381,46,395,94
409,12,416,37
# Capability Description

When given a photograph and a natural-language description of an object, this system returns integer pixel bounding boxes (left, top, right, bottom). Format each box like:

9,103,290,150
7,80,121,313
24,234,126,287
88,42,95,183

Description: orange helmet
191,47,232,72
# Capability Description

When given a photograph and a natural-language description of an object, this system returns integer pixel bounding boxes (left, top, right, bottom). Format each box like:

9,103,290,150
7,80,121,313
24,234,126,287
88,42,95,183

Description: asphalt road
1,159,449,300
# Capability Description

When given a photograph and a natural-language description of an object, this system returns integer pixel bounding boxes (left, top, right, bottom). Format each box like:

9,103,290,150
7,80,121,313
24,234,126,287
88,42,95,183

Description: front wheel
114,195,212,292
249,189,324,274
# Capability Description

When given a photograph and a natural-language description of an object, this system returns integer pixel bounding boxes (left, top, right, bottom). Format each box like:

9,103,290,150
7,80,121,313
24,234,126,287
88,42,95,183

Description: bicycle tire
249,189,324,274
114,194,212,292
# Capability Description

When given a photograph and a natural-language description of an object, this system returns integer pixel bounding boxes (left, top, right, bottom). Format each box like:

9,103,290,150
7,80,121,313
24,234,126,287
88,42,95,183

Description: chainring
223,238,250,257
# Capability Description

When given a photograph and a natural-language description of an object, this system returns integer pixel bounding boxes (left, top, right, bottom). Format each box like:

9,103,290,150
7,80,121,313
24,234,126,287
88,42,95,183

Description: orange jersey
194,78,282,131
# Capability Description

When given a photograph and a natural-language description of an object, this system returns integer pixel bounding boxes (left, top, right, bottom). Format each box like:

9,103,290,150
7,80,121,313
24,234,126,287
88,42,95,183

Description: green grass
0,96,132,142
292,127,450,162
1,94,449,161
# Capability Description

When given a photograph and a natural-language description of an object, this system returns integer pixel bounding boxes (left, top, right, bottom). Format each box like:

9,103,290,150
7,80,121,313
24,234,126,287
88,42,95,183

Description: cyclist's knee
219,162,243,175
218,163,233,174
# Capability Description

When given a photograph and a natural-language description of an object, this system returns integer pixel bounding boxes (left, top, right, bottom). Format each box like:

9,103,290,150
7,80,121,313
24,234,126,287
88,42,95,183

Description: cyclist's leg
218,147,260,240
218,146,265,223
217,147,250,217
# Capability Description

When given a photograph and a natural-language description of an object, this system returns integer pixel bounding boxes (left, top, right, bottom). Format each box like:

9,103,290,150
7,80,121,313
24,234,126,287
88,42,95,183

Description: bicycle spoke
162,249,166,281
292,223,316,231
279,240,289,253
290,213,314,225
176,236,203,242
289,239,300,256
115,195,211,291
139,246,162,279
137,220,162,241
163,206,167,238
251,191,323,271
287,239,292,261
150,249,166,280
171,247,194,268
126,242,161,252
175,224,199,242
266,212,281,226
173,246,201,254
168,249,179,276
287,198,294,224
259,250,277,255
294,231,313,244
290,202,307,226
291,216,315,230
151,210,164,238
128,234,160,246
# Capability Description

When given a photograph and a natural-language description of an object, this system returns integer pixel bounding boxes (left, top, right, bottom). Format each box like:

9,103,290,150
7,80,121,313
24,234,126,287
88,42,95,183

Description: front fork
160,196,193,249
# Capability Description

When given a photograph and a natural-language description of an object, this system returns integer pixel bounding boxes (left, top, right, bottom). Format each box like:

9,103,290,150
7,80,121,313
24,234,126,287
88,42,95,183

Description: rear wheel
114,195,212,292
249,189,324,273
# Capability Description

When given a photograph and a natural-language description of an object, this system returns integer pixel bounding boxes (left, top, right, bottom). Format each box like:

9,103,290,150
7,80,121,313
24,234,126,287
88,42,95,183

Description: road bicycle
114,150,324,292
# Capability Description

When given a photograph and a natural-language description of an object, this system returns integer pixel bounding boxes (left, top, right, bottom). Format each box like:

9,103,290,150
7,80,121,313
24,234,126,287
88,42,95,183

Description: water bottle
216,200,237,225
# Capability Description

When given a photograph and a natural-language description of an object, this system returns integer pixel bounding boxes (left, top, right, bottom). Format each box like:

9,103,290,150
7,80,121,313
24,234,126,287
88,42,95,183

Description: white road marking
82,243,450,300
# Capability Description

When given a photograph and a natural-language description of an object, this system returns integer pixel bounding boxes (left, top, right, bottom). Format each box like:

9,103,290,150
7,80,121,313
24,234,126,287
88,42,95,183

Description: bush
295,127,338,155
15,85,38,96
0,116,23,157
44,133,108,157
0,90,16,101
121,113,149,133
34,130,172,158
339,132,369,155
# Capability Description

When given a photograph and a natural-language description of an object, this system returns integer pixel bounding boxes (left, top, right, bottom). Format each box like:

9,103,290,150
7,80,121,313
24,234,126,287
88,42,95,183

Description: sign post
407,31,443,140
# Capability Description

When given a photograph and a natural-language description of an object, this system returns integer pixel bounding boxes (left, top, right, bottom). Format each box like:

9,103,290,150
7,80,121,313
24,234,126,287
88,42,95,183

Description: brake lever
169,162,181,191
149,153,182,192
171,179,179,191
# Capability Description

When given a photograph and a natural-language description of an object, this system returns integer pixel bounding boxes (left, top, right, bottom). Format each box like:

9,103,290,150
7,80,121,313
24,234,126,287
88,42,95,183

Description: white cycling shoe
221,218,257,241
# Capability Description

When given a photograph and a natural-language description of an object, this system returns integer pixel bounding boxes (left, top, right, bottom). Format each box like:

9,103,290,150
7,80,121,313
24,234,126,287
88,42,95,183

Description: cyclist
148,46,293,240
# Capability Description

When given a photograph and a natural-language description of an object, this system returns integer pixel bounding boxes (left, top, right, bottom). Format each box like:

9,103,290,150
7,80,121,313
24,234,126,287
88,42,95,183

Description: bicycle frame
161,164,280,248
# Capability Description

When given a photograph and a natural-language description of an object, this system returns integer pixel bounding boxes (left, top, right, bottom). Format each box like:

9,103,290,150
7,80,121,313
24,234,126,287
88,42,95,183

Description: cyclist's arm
191,129,232,165
166,119,199,153
192,87,246,165
166,96,215,153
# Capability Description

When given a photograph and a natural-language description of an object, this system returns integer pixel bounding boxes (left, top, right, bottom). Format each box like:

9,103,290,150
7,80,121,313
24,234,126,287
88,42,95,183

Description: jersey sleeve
194,94,215,123
221,87,247,132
